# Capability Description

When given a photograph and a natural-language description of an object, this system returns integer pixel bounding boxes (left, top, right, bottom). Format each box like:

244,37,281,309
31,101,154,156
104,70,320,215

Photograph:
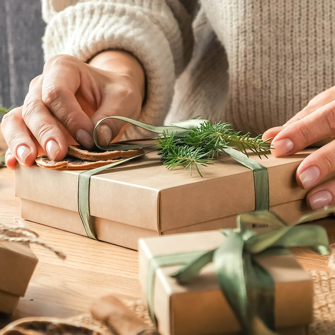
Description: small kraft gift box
14,117,335,249
0,240,38,314
138,210,330,335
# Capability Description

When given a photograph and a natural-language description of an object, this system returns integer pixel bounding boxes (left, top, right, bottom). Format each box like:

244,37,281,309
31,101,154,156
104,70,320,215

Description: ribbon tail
170,249,215,283
238,211,287,232
213,231,252,334
246,225,329,255
244,253,276,333
293,206,335,225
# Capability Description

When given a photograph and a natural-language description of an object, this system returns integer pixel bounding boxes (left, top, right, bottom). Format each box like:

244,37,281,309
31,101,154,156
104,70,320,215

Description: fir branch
156,120,271,177
157,132,212,177
0,105,14,115
185,121,271,157
225,133,272,158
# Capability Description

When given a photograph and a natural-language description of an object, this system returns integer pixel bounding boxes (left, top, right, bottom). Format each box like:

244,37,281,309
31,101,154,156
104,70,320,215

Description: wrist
89,50,145,102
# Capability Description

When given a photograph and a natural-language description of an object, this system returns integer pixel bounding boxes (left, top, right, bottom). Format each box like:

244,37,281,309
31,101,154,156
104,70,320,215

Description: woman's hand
263,86,335,210
1,51,145,170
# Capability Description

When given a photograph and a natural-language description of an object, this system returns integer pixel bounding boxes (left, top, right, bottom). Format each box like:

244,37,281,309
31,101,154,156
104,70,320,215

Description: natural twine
0,219,66,260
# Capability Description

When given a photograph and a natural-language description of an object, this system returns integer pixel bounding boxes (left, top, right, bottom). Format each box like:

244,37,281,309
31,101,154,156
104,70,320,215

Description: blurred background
0,0,45,118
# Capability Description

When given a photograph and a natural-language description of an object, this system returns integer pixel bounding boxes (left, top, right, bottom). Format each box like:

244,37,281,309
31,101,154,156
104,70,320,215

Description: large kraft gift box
138,230,312,335
15,149,328,250
0,241,38,313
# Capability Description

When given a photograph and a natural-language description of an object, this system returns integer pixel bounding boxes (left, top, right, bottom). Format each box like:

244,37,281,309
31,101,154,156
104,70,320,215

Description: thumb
91,100,141,147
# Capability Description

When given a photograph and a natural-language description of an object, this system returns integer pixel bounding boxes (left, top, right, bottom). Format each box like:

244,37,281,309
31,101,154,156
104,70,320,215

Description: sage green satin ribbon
222,147,269,211
77,117,269,239
146,208,332,334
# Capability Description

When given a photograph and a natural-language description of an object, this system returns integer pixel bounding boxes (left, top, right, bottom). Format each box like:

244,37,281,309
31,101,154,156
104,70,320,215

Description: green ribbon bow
78,117,269,239
146,208,332,335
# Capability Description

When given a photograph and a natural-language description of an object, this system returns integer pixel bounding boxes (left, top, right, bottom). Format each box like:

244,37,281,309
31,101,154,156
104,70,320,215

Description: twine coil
0,219,66,260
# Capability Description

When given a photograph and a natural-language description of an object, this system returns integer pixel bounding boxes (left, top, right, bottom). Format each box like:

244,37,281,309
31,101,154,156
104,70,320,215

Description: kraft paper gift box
138,230,313,335
0,241,38,314
15,149,332,250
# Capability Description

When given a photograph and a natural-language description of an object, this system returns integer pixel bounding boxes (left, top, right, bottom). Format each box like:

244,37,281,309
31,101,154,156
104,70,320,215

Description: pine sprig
225,133,271,158
156,120,271,176
157,132,212,177
0,105,14,115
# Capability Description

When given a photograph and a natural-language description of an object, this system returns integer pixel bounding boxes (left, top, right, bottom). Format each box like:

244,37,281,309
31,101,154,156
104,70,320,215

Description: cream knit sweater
41,0,335,136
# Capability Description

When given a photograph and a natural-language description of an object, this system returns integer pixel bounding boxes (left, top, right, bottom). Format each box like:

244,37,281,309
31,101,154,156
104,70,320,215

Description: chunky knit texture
42,0,335,136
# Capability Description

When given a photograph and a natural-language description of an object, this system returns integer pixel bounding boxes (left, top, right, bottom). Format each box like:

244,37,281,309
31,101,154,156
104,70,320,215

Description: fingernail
309,190,332,210
272,138,294,156
75,129,94,149
46,140,60,161
17,145,31,164
99,124,113,146
299,166,321,189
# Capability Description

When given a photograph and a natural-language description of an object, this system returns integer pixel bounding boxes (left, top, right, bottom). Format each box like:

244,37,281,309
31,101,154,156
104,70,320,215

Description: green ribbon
222,147,269,211
146,208,332,334
77,117,269,239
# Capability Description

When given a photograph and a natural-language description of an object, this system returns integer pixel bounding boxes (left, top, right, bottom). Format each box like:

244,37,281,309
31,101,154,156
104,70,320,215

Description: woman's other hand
1,51,145,169
263,86,335,210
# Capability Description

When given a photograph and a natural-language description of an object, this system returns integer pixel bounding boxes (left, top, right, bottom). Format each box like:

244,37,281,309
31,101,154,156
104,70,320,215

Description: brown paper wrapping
0,241,38,313
15,150,331,249
138,230,312,335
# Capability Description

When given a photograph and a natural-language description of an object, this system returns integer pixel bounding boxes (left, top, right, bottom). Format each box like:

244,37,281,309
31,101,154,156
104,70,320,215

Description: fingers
1,107,38,167
306,179,335,210
295,138,335,211
263,87,335,145
90,83,142,146
5,149,17,170
42,56,95,148
296,138,335,188
262,126,285,143
286,86,335,127
22,76,68,161
271,100,335,157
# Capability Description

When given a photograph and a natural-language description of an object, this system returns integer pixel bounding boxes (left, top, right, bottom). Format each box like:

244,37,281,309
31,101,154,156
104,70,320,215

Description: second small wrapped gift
139,210,330,335
0,223,65,314
0,240,38,314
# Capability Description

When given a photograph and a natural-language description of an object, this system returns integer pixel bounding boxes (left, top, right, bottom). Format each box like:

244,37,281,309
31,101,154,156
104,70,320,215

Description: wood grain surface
1,129,335,327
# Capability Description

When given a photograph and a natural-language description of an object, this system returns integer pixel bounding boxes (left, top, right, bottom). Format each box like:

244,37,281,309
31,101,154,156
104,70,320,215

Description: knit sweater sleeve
41,0,196,128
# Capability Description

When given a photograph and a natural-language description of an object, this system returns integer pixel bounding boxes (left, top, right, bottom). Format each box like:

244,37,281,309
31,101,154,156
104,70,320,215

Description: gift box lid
0,241,38,297
138,230,313,335
15,150,322,234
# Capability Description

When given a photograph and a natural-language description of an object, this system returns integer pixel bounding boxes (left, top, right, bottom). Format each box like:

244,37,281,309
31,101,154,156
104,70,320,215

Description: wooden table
0,132,142,323
0,131,335,325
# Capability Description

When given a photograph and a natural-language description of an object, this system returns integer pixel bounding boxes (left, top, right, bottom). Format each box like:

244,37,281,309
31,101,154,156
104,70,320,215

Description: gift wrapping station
2,117,335,334
15,149,329,250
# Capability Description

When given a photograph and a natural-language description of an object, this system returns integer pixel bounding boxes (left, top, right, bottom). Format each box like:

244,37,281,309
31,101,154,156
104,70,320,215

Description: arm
42,0,197,129
2,0,197,169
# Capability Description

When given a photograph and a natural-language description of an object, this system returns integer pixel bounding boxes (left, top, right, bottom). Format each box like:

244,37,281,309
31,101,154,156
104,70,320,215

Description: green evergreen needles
156,120,272,177
93,116,272,177
0,106,13,115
